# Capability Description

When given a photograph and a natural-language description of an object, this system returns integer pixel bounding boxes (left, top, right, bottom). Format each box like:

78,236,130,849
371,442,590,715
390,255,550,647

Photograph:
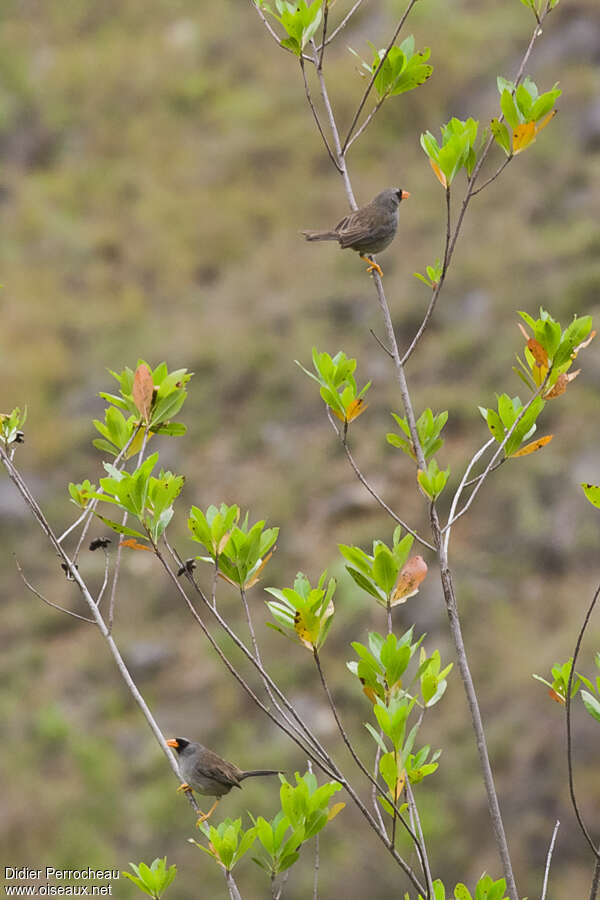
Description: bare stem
566,581,600,859
342,0,418,153
15,557,95,624
0,445,199,816
590,857,600,900
541,819,560,900
300,57,341,171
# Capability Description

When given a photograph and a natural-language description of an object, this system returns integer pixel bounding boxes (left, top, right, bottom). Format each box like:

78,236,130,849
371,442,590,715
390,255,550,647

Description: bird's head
166,737,190,755
374,187,411,210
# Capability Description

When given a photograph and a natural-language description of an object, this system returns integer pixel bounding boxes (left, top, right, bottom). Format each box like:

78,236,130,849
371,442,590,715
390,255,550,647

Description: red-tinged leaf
544,370,581,399
345,397,368,423
362,684,378,705
121,538,153,551
527,338,548,368
512,121,536,154
429,158,448,188
549,688,565,705
511,434,553,458
132,364,154,423
390,555,428,606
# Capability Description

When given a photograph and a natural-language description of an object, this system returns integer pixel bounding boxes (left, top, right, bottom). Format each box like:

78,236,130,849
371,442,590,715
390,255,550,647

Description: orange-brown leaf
429,158,448,188
133,363,154,422
512,121,536,154
362,683,378,705
345,397,368,423
527,338,548,368
390,555,428,606
121,538,152,551
549,688,565,705
544,370,581,399
511,435,553,458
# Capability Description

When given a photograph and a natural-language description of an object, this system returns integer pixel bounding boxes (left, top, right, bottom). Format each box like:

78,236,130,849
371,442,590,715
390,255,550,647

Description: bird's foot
196,799,220,827
177,782,193,794
360,255,383,278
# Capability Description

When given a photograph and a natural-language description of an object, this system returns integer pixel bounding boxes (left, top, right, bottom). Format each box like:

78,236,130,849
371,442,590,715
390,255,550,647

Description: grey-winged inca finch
167,737,281,823
302,187,410,276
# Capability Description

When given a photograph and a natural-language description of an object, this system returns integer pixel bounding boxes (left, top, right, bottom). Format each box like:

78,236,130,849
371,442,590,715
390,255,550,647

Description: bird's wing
195,749,242,788
335,208,373,249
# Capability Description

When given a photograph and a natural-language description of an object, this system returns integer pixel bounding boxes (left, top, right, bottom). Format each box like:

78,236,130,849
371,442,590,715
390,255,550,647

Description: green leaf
582,483,600,509
95,516,148,539
500,89,521,129
582,690,600,724
490,118,511,155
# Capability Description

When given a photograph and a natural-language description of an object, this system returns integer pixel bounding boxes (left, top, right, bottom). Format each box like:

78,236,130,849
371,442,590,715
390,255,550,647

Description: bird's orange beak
401,190,411,199
166,739,179,748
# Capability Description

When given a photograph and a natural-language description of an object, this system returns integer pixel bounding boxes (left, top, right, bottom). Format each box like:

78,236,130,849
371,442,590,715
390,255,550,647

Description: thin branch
107,508,128,633
566,581,600,859
313,648,430,896
300,56,341,172
312,831,320,900
470,156,513,197
0,445,199,816
96,545,111,607
406,780,434,900
158,542,338,777
225,869,243,900
319,0,364,48
400,185,451,365
15,557,95,624
443,438,495,556
342,0,418,153
345,95,386,152
326,410,436,551
369,328,394,359
590,857,600,900
443,373,550,532
317,0,328,71
541,819,560,900
463,458,505,488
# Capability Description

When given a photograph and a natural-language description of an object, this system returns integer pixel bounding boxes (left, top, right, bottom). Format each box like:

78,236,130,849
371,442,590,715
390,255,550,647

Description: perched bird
302,187,410,277
167,737,281,823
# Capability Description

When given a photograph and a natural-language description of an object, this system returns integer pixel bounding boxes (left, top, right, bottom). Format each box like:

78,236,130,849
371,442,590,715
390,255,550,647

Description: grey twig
300,56,341,172
406,780,434,900
15,556,95,624
541,819,560,900
225,869,243,900
566,581,600,859
0,445,199,816
326,409,436,552
96,545,111,607
319,0,364,48
443,438,495,556
590,857,600,900
443,373,550,533
342,0,418,153
470,156,513,197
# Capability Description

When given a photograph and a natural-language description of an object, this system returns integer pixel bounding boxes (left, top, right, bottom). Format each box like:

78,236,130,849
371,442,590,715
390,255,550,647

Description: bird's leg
196,799,220,826
176,782,193,794
360,254,383,277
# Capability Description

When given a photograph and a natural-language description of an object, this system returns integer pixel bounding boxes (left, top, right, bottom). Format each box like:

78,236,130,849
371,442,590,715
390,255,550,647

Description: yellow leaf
429,158,447,188
244,549,275,589
132,363,155,423
345,397,368,423
390,555,428,606
511,434,553,457
327,802,345,821
394,769,406,800
512,121,536,154
535,109,557,135
216,531,232,555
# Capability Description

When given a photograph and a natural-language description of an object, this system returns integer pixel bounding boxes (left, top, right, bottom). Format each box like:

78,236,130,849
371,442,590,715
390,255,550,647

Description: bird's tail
240,769,283,780
302,230,339,242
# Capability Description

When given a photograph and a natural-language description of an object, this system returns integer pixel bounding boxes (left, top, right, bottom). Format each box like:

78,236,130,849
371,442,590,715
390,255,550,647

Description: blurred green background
1,0,600,896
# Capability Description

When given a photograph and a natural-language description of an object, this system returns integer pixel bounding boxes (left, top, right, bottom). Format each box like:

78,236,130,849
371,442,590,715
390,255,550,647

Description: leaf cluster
340,527,427,608
265,570,335,650
492,76,561,156
421,118,479,187
0,406,27,447
189,504,278,590
261,0,322,56
297,348,370,426
122,858,176,899
387,408,447,462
